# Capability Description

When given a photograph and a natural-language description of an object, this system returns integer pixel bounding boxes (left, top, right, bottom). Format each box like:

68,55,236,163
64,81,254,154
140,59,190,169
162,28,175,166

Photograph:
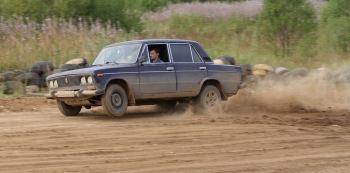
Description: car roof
106,39,199,47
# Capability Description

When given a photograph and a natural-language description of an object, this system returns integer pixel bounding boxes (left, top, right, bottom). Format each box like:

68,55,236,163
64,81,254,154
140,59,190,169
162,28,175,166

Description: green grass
1,15,349,99
0,15,349,72
143,15,350,68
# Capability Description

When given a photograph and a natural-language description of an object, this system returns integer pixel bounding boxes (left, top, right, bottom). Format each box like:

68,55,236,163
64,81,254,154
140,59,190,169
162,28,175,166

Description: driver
149,48,163,63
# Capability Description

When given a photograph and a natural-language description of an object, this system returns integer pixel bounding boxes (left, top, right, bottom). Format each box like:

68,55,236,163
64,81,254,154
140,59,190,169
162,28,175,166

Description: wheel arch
105,78,136,106
199,78,227,100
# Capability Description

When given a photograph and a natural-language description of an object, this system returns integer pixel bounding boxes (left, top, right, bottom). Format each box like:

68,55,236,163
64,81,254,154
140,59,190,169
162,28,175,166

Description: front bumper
46,89,99,99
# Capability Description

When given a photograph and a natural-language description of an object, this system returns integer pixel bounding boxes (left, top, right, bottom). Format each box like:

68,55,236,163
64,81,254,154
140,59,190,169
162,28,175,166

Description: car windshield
92,43,142,65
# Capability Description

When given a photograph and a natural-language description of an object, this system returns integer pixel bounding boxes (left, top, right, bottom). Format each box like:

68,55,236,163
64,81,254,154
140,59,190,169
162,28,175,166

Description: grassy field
1,16,349,72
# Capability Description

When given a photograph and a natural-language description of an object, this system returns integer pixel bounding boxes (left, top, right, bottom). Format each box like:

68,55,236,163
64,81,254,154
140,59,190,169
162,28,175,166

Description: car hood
47,64,137,80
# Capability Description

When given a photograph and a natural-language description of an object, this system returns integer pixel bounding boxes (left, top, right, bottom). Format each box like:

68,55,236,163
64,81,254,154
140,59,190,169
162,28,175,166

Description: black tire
240,64,253,77
218,56,236,65
102,84,128,117
2,71,15,81
0,73,4,82
157,101,177,113
56,100,82,116
30,61,55,88
3,81,15,95
195,85,222,111
22,72,40,86
30,61,55,75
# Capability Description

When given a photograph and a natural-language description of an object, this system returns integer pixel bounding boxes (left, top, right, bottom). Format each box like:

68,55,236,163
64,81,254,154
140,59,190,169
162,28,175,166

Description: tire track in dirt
0,107,350,173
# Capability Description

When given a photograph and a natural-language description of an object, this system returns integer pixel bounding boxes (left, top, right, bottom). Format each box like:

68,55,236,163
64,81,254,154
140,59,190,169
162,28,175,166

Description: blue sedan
46,39,242,116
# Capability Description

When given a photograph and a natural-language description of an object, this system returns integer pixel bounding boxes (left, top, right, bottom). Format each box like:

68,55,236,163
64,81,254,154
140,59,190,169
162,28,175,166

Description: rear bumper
46,89,99,99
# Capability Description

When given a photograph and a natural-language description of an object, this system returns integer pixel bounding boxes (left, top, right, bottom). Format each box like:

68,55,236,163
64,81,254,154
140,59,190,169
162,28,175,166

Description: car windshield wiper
105,61,118,65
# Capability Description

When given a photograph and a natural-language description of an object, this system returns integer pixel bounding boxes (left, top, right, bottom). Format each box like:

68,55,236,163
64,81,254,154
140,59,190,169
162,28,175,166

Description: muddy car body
46,39,242,116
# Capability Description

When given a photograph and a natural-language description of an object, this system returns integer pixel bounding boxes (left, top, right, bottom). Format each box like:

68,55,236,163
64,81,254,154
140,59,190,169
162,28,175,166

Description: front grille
57,76,81,87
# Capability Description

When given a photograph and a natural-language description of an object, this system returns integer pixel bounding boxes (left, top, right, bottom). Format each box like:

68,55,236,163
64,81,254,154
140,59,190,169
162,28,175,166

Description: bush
320,0,350,52
257,0,317,57
0,0,157,32
0,17,126,71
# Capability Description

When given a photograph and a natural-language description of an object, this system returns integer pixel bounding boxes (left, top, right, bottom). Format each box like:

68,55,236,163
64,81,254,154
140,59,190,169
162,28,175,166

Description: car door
170,43,207,96
139,44,176,98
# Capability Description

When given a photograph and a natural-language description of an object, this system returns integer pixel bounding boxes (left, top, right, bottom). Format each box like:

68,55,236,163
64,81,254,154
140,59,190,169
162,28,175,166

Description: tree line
257,0,349,56
0,0,241,32
0,0,349,56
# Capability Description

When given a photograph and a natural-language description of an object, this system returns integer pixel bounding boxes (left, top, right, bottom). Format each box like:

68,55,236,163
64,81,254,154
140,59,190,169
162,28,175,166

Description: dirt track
0,97,350,173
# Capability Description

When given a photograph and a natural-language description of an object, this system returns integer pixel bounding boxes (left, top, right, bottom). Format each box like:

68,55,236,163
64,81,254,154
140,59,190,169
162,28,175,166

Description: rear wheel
57,100,82,116
102,84,128,117
195,85,222,111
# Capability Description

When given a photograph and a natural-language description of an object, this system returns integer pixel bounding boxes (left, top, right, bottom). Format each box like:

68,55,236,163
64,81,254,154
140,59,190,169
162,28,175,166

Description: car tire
102,84,128,117
195,85,222,111
30,61,55,88
157,101,177,113
57,100,82,116
23,72,40,86
214,56,236,65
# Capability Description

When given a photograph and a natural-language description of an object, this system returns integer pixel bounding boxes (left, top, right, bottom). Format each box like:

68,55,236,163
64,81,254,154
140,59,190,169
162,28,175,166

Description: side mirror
139,55,148,64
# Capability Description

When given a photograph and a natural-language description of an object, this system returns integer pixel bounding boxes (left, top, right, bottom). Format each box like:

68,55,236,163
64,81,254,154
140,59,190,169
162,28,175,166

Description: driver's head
149,48,160,61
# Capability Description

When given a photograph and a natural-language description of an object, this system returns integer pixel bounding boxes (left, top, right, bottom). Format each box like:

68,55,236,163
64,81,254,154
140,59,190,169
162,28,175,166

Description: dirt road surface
0,97,350,173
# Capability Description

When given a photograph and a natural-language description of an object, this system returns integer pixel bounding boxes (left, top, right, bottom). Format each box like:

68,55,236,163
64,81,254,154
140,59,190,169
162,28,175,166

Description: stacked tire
58,58,89,72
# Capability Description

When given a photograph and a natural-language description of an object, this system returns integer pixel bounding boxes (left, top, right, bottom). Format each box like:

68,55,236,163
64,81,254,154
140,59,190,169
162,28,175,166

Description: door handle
199,67,206,70
166,67,174,71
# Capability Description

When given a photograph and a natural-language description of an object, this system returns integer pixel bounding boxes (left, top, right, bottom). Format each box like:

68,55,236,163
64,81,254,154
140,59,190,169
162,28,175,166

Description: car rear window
170,44,193,63
191,45,203,62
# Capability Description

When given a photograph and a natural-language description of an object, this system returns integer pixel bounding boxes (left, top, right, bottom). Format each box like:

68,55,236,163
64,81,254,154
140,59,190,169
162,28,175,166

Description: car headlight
49,81,54,88
81,77,87,85
87,76,93,84
53,80,58,88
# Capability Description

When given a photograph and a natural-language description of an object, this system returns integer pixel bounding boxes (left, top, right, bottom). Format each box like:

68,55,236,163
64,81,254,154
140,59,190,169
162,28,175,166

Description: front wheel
195,85,222,111
56,100,82,116
102,84,128,117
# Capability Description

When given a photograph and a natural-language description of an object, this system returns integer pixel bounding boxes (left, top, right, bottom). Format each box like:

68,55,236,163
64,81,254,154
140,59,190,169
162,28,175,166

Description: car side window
190,45,203,62
170,44,193,63
140,46,150,63
147,44,170,63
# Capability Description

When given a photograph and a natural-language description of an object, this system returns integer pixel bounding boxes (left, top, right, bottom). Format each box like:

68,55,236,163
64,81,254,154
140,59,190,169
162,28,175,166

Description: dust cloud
222,68,350,114
130,67,350,117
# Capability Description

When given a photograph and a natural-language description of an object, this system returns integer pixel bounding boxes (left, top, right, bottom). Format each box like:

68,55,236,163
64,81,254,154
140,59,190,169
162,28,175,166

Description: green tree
257,0,317,56
0,0,53,22
52,0,93,18
320,0,350,52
